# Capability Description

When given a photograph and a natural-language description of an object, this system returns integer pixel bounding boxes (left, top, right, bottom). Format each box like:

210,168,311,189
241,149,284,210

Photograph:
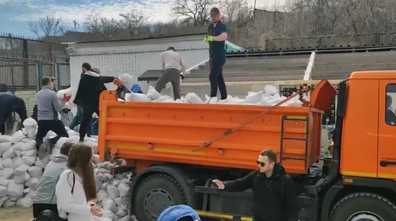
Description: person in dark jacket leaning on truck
212,149,299,221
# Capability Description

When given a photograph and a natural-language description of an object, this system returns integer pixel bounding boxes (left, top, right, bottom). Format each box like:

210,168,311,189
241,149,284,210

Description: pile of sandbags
125,85,304,106
0,118,46,208
94,160,132,221
0,118,134,221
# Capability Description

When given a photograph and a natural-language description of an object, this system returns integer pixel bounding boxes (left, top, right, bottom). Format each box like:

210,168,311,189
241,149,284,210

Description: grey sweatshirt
161,50,186,74
33,154,68,204
36,86,64,121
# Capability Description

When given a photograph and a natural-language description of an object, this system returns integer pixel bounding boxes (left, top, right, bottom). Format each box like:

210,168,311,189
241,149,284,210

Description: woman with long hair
56,143,102,221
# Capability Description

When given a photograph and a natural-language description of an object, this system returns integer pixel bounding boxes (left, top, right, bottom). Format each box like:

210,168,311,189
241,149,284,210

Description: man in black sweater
74,63,106,141
212,149,299,221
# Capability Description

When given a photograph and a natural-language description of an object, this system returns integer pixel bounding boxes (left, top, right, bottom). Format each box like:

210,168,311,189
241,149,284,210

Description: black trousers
80,105,99,141
209,58,227,100
36,120,69,149
33,203,58,218
0,111,11,134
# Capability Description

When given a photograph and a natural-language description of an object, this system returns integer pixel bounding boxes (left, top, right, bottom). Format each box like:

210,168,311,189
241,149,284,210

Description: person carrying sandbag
33,142,73,219
113,73,143,100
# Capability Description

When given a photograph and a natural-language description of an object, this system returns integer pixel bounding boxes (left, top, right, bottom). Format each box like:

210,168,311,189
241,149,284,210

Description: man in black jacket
74,63,106,141
0,92,27,134
212,149,299,221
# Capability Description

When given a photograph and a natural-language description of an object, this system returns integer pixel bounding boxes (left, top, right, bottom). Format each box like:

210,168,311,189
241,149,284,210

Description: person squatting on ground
155,46,186,100
205,7,228,101
56,143,103,221
157,205,201,221
33,142,73,218
212,149,299,221
74,63,106,142
113,73,142,100
0,92,27,134
36,77,71,159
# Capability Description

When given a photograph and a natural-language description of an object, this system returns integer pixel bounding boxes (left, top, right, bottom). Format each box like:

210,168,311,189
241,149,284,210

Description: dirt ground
0,207,33,221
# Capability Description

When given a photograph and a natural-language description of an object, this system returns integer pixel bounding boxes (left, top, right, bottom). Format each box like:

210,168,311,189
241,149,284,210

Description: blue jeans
69,105,91,136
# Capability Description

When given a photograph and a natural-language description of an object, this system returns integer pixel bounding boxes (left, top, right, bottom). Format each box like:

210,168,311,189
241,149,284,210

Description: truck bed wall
98,94,323,174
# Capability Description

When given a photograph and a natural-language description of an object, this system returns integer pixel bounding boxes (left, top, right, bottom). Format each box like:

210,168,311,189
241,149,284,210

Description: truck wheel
133,173,187,221
330,192,396,221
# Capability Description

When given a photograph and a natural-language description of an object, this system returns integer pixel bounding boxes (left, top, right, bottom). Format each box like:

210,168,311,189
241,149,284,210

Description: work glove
204,35,214,43
62,95,71,102
113,78,122,87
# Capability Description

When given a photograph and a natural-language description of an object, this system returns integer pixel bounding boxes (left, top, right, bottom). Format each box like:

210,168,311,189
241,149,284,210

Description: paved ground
0,207,32,221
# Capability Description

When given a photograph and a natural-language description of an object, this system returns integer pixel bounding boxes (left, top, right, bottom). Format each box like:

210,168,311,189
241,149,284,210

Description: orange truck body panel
98,80,337,175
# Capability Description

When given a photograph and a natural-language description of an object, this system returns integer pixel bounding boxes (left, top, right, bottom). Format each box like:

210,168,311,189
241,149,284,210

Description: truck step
282,137,307,141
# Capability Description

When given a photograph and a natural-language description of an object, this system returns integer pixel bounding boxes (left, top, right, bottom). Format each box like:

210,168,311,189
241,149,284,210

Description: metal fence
0,33,70,92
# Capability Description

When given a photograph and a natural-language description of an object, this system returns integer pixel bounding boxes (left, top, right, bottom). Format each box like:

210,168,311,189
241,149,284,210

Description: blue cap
157,205,200,221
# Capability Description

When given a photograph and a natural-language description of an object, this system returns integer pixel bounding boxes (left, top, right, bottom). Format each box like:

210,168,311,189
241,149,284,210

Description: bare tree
118,11,147,37
27,15,65,38
171,0,214,27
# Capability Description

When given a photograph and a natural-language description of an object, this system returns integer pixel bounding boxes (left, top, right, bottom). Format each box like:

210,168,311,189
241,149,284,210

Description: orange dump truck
97,71,396,221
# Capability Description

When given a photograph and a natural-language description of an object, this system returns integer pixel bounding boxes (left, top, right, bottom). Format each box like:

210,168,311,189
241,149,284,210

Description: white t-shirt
56,169,94,221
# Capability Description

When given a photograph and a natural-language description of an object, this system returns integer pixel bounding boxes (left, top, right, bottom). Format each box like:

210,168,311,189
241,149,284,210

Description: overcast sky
0,0,287,37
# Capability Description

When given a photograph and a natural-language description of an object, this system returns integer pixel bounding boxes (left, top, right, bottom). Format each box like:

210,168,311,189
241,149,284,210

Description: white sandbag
14,172,30,184
102,198,118,213
0,135,11,142
0,179,10,186
17,196,33,207
114,197,128,207
118,215,131,221
154,95,174,102
0,168,14,179
118,183,130,198
0,196,9,207
115,208,128,218
25,178,39,188
57,87,73,100
3,198,16,208
0,159,3,170
185,93,203,103
35,156,49,168
14,164,30,176
23,118,37,127
22,156,36,166
25,188,37,198
102,210,117,221
12,157,24,169
50,148,61,160
264,85,278,95
125,93,151,102
111,179,120,187
7,180,24,198
107,184,120,200
146,85,161,100
28,166,43,178
2,147,16,159
2,158,12,168
10,130,26,143
244,91,263,104
0,185,7,197
97,189,109,201
17,140,36,151
0,142,12,156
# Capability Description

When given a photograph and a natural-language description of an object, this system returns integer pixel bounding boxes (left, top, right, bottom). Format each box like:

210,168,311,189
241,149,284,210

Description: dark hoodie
223,163,298,221
74,71,106,108
0,92,27,122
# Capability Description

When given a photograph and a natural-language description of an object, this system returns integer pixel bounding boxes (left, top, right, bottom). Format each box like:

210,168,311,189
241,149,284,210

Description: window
385,84,396,126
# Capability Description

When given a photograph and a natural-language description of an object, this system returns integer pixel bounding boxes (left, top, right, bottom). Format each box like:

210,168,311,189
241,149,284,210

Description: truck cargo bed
98,80,336,174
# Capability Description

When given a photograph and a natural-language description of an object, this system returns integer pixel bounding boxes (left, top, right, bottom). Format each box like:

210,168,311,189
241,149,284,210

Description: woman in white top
56,143,102,221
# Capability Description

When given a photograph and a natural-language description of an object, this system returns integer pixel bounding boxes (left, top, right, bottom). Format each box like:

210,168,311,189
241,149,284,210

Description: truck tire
329,192,396,221
133,173,187,221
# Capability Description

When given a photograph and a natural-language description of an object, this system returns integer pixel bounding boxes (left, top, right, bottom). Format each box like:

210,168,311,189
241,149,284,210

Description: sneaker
38,143,48,160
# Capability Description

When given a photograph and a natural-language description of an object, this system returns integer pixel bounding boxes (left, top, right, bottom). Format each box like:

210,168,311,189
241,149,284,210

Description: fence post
37,60,43,91
22,39,29,87
56,63,61,88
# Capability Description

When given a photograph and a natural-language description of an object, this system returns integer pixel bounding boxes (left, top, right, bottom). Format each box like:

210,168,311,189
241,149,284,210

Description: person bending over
0,92,27,134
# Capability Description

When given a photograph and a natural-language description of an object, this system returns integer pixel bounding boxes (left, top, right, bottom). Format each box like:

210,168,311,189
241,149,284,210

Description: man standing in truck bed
204,7,228,102
212,149,299,221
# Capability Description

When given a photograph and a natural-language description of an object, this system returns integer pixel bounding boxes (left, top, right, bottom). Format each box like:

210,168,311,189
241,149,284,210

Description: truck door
378,80,396,179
